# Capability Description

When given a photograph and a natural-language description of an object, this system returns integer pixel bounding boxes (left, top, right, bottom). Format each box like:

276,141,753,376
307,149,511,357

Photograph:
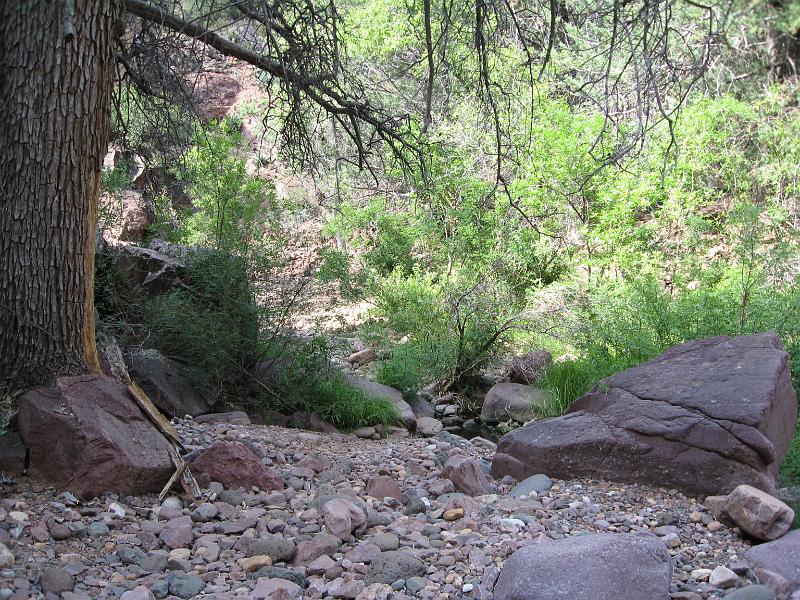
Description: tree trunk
0,0,121,391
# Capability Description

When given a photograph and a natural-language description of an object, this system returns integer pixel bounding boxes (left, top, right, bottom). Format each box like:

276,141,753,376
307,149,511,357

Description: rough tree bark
0,0,122,390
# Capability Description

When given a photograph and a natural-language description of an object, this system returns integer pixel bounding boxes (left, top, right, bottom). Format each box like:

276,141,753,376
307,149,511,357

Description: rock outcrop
493,532,672,600
190,73,241,122
18,374,173,499
108,243,184,295
492,334,798,496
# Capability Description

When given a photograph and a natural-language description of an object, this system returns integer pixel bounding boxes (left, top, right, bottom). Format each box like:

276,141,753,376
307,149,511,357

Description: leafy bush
372,269,520,395
175,119,277,259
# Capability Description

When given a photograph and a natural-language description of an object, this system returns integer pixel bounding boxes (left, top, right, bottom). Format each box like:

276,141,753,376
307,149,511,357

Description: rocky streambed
0,417,784,600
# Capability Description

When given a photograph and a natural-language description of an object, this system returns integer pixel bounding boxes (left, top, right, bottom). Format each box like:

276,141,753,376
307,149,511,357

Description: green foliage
175,120,277,258
140,250,260,398
372,269,519,394
261,337,402,429
100,163,132,194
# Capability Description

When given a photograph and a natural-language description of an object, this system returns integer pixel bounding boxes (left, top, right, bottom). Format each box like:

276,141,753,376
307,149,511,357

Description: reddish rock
18,374,173,499
745,530,800,595
190,441,283,492
191,73,241,122
322,498,367,540
160,516,194,549
292,533,340,566
443,453,493,496
493,334,798,496
365,476,403,501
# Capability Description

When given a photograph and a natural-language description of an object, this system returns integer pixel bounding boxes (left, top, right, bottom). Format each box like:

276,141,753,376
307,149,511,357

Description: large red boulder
190,441,284,492
18,374,173,499
492,334,798,496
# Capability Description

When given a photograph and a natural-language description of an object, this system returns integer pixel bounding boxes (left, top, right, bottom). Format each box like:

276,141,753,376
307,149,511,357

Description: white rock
709,565,737,589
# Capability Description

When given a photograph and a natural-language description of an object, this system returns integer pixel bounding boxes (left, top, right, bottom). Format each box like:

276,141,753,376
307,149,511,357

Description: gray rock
481,382,550,423
0,542,13,568
745,529,800,593
249,534,296,563
725,585,776,600
87,521,110,538
371,532,400,551
251,566,307,588
191,502,218,522
365,551,426,586
510,474,553,497
406,576,428,594
493,532,671,600
150,579,170,599
120,586,156,600
416,417,443,437
166,571,205,599
354,427,376,439
41,567,75,594
126,350,214,418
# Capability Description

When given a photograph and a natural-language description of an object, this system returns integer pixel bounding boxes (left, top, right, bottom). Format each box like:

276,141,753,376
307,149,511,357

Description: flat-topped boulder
492,334,798,496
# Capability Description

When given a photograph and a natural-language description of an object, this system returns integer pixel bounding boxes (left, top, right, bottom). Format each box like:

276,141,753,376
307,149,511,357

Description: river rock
492,334,798,496
725,484,794,540
443,453,493,496
190,441,283,492
493,532,671,600
364,551,426,585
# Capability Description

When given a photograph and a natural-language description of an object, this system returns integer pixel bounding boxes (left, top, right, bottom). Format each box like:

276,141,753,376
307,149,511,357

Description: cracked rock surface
492,333,798,496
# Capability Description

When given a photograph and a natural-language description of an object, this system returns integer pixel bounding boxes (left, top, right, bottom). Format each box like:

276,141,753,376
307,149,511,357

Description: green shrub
260,337,402,429
140,250,260,399
376,339,453,399
175,119,276,258
372,269,519,393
